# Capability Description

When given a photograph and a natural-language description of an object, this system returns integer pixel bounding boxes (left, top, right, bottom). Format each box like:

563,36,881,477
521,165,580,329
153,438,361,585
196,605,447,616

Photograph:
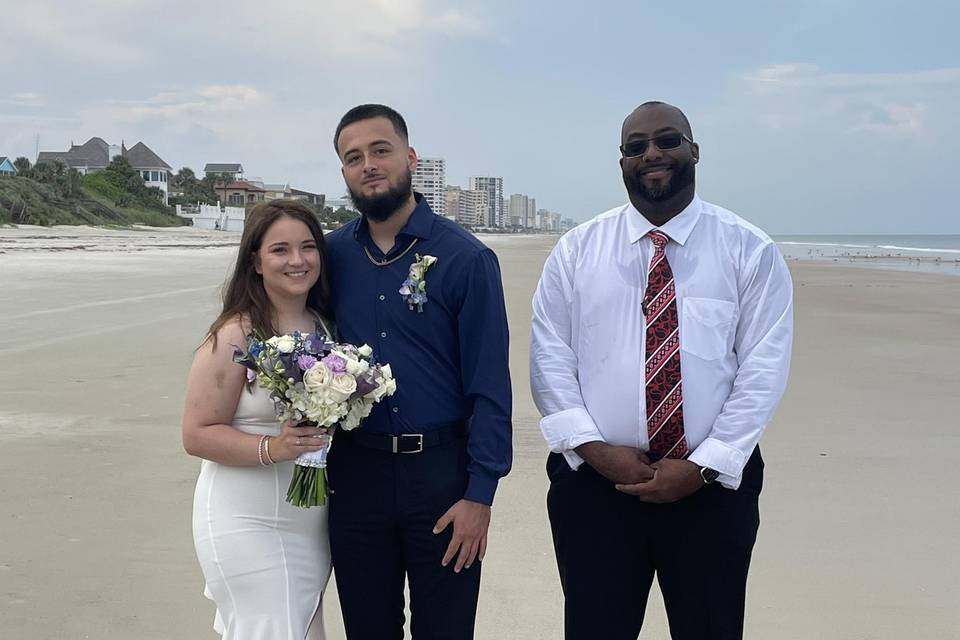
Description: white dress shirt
530,195,793,489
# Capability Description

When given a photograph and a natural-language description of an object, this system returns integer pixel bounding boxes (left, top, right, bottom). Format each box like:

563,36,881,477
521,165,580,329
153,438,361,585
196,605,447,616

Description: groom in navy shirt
325,103,513,639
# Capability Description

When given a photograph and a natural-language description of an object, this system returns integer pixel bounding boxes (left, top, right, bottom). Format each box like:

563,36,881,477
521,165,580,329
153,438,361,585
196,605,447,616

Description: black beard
347,170,413,222
624,159,695,202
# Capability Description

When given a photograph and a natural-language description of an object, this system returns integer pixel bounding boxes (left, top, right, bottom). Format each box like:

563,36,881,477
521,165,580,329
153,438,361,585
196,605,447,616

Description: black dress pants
547,448,764,640
328,432,481,639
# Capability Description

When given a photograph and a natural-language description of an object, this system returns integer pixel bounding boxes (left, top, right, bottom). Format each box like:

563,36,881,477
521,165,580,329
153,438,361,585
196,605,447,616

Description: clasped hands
575,441,704,503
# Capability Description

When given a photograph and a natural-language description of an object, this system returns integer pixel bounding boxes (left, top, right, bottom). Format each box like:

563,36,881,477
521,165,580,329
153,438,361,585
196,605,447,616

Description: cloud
730,63,960,136
86,85,270,124
1,93,46,107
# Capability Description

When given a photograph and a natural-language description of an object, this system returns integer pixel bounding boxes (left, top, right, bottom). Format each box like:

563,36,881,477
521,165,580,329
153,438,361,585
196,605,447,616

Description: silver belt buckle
392,433,424,454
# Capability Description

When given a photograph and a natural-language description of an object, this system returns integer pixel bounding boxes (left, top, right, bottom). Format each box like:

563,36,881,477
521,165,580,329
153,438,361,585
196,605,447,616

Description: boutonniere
399,254,438,312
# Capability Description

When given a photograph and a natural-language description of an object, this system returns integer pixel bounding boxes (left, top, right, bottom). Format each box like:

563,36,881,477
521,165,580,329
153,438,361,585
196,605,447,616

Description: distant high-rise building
412,157,446,215
445,186,488,228
508,193,527,228
508,193,538,229
538,209,561,232
468,176,503,227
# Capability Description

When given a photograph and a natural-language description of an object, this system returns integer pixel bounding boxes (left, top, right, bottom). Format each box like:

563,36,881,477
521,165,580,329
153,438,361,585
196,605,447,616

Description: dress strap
310,310,336,341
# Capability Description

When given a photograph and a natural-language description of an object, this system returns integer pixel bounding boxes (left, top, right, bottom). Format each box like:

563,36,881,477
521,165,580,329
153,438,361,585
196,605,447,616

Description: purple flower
354,373,377,397
321,354,347,374
296,354,318,371
303,331,333,356
246,368,257,382
279,353,303,383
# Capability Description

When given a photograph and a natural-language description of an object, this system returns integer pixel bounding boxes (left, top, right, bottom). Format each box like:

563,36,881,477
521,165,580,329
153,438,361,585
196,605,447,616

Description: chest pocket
680,297,736,361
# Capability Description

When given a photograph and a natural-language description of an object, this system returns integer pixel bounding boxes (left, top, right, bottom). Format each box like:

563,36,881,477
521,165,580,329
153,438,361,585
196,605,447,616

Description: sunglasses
620,133,694,158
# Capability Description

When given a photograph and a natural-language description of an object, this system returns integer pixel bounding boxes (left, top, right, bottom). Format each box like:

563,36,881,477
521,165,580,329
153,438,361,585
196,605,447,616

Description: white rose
337,350,369,376
384,377,397,396
328,373,358,403
266,334,296,354
303,363,331,393
421,255,437,268
364,383,387,402
357,344,373,358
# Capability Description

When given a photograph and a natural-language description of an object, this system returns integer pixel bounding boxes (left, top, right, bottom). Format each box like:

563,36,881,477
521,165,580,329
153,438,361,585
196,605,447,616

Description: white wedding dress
192,383,331,639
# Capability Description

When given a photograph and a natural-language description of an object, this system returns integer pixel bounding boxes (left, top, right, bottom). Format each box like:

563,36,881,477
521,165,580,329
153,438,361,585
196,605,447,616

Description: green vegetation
80,157,170,212
0,157,185,227
325,206,360,226
168,167,223,206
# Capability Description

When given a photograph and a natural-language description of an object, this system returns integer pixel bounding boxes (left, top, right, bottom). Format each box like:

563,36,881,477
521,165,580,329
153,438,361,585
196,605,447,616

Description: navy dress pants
547,448,764,640
328,432,481,639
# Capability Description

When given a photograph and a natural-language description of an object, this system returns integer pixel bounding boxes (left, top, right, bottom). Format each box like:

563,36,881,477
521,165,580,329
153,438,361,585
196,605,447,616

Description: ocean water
774,234,960,276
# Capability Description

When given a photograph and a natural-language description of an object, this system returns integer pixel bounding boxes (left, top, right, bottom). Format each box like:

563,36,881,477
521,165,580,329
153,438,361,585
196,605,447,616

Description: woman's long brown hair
205,199,333,350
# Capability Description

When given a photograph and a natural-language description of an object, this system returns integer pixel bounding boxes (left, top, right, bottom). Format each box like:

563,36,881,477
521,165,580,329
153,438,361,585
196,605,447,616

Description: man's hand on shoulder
615,458,704,503
433,499,491,573
575,441,655,484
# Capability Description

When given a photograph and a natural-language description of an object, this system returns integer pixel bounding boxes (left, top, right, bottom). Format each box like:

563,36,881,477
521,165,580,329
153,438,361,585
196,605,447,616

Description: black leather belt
340,424,464,454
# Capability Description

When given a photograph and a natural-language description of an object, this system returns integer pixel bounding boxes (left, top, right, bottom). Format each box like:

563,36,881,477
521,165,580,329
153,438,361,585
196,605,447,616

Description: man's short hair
636,101,693,138
334,104,409,154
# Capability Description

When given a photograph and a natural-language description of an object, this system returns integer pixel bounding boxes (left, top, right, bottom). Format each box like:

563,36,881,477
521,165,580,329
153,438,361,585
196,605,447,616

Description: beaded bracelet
257,434,269,466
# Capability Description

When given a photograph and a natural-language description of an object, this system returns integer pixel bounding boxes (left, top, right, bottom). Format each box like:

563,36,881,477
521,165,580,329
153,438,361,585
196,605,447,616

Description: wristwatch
699,466,720,485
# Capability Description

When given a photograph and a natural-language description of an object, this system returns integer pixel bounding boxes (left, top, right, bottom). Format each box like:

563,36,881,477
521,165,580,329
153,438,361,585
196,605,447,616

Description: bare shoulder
200,314,252,357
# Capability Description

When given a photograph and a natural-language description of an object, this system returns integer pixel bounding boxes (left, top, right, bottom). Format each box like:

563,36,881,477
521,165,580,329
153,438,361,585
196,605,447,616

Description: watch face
701,467,720,483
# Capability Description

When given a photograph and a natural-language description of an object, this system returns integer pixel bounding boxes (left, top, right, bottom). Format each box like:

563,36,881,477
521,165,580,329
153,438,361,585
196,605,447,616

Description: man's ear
408,145,418,172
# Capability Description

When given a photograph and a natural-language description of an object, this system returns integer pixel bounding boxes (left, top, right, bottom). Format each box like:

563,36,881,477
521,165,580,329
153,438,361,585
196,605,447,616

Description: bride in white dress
182,200,336,639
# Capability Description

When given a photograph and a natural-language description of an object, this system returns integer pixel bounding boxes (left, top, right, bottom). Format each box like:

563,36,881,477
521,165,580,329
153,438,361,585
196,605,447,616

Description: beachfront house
36,137,173,203
264,183,291,200
215,180,266,206
204,163,244,180
290,187,325,208
0,157,16,176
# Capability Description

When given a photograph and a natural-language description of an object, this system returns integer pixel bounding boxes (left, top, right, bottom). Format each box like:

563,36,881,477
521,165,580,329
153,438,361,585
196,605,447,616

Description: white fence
176,203,247,232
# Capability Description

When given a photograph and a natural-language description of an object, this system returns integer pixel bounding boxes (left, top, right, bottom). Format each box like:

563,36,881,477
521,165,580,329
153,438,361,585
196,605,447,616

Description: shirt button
379,294,385,301
392,407,399,413
380,331,387,338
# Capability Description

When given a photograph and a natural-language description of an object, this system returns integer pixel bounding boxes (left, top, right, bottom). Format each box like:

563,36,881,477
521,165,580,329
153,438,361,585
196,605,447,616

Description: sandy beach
1,226,958,639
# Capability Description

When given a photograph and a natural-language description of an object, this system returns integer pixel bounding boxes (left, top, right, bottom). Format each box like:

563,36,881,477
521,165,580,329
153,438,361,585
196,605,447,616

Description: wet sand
1,227,958,639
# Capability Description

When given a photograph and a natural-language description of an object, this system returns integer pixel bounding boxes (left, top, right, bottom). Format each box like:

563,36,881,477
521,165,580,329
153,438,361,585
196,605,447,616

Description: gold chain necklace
363,237,419,267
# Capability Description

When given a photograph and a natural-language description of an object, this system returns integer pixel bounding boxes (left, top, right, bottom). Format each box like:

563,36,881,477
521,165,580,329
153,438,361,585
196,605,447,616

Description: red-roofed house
215,180,266,207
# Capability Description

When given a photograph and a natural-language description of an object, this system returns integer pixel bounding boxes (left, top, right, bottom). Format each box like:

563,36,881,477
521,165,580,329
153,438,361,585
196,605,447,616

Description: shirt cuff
687,437,748,490
464,472,499,506
539,407,605,470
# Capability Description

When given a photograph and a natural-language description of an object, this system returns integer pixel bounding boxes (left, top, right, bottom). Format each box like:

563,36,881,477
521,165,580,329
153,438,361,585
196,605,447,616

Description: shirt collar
625,194,703,246
353,192,435,244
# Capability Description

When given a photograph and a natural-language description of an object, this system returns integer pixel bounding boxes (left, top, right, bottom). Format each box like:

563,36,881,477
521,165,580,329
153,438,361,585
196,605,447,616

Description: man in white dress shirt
530,101,793,639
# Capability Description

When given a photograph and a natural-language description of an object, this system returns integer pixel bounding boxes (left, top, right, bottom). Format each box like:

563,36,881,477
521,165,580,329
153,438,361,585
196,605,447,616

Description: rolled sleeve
539,407,604,470
530,239,606,468
688,437,747,489
695,241,793,488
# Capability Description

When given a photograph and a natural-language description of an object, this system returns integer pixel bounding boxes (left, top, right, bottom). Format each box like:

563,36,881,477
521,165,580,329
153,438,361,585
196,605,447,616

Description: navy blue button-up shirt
325,195,512,505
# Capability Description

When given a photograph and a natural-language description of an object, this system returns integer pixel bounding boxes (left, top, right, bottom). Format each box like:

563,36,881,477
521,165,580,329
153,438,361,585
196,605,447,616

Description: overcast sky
1,1,957,233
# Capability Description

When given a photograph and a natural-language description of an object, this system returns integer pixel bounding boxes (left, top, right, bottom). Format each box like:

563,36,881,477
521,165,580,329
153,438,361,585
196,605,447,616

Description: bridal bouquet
233,330,397,507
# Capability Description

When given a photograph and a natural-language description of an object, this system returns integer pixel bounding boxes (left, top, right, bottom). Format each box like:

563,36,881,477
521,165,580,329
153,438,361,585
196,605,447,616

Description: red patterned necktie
644,230,688,460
